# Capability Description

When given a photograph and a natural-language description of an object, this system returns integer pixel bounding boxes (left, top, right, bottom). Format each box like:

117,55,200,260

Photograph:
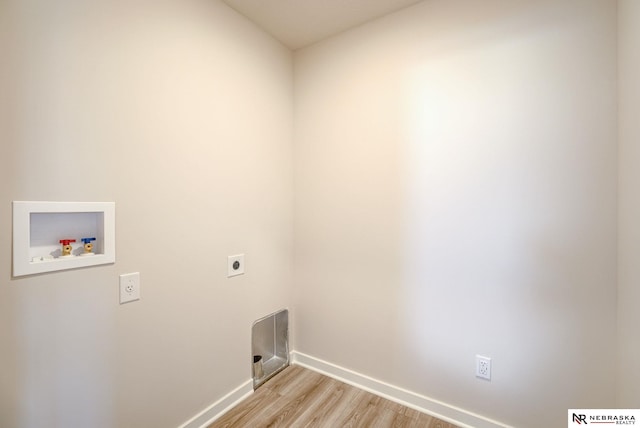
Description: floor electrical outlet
119,272,140,304
476,355,491,380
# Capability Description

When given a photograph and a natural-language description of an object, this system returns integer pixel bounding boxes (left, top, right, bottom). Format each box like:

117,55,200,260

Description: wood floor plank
208,365,460,428
212,388,281,427
264,376,333,427
300,380,361,428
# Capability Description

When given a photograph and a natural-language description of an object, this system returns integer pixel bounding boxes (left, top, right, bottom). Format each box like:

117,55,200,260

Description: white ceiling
222,0,424,50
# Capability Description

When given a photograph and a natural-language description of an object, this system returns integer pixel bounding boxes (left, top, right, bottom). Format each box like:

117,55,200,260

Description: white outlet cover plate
228,254,245,277
476,355,491,380
120,272,140,304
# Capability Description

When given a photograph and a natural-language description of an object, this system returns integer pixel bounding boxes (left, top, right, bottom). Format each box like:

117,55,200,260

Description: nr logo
573,413,588,424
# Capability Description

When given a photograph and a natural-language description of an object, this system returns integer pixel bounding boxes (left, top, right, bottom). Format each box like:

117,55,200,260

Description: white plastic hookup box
12,201,115,277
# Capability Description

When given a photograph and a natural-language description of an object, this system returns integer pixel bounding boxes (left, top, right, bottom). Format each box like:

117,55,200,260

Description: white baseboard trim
290,351,511,428
178,379,253,428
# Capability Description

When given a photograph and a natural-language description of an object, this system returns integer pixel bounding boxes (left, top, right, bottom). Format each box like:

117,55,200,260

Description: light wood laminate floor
209,365,460,428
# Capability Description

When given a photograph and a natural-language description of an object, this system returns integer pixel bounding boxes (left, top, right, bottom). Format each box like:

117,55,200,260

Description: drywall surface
0,0,293,427
618,0,640,407
293,1,617,427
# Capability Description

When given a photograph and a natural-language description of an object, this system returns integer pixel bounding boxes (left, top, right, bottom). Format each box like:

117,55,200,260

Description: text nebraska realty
574,413,636,424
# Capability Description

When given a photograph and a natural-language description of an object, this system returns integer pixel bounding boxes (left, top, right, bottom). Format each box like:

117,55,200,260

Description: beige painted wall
293,1,618,427
618,0,640,407
0,0,293,427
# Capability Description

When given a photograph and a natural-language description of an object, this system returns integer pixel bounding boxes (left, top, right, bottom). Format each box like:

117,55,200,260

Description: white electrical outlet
228,254,245,277
476,355,491,380
119,272,140,304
